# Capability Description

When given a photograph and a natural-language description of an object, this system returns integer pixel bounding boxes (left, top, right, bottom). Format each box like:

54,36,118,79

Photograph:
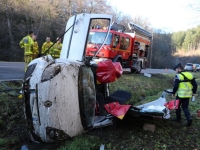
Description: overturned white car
23,13,170,143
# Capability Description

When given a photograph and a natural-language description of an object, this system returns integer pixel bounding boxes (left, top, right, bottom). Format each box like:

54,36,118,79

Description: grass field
0,72,200,150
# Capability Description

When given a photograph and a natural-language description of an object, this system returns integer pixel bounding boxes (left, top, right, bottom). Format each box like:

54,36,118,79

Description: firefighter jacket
33,41,39,55
52,43,62,58
173,71,198,98
19,35,34,55
41,42,53,55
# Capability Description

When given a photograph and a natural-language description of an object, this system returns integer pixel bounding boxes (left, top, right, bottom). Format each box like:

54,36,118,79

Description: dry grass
173,49,200,57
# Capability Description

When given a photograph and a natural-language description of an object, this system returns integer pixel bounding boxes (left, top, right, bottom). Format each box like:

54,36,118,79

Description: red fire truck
86,22,152,73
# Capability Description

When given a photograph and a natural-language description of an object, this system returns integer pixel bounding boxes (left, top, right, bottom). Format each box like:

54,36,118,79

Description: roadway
0,62,25,81
0,61,176,81
123,68,176,75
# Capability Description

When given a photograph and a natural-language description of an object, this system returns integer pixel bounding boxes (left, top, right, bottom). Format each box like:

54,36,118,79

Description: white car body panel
27,57,86,142
37,61,84,140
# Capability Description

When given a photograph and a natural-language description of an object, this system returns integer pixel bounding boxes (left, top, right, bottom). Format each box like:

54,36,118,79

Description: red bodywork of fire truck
86,24,152,73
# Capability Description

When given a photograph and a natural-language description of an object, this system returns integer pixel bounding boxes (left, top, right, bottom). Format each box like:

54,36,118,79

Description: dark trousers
176,97,191,121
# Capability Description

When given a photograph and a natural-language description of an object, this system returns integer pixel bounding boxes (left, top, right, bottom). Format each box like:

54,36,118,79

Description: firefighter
41,37,53,55
172,63,198,126
32,35,39,60
19,31,34,71
52,37,62,58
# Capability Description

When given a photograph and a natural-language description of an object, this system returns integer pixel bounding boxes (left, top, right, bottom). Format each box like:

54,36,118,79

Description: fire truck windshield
88,32,112,45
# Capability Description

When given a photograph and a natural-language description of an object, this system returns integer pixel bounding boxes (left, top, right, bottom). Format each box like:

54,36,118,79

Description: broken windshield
88,32,112,45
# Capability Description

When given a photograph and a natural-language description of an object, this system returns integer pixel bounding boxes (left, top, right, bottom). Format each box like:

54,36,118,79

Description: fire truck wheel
131,68,137,73
136,68,141,73
131,67,141,74
136,61,142,73
116,58,122,66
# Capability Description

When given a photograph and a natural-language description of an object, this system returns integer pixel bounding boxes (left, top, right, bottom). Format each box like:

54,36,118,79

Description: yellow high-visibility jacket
33,41,39,55
52,43,62,58
41,42,53,55
19,35,34,55
177,72,193,98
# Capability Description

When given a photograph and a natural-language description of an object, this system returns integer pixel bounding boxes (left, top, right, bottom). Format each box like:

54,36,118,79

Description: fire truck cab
86,22,152,73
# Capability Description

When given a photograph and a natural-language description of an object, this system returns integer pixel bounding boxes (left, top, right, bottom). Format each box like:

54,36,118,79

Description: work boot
186,119,193,126
171,118,181,124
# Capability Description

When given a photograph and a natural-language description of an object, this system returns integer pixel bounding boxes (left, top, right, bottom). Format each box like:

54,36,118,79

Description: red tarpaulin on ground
164,99,180,110
104,102,131,120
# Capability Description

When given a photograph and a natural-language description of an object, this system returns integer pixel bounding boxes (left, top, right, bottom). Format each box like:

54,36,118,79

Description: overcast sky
107,0,200,32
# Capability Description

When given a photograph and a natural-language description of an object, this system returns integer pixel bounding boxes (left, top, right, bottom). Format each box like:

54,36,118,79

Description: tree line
0,0,199,68
172,26,200,52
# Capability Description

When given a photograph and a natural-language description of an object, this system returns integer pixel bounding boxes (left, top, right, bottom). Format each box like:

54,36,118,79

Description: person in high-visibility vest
41,37,53,55
172,63,198,126
19,31,34,71
32,35,39,60
52,37,62,58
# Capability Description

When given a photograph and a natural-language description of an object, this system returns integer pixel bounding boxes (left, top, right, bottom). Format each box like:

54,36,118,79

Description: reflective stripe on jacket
42,42,53,54
52,43,62,58
177,72,193,98
19,35,34,55
33,41,39,54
